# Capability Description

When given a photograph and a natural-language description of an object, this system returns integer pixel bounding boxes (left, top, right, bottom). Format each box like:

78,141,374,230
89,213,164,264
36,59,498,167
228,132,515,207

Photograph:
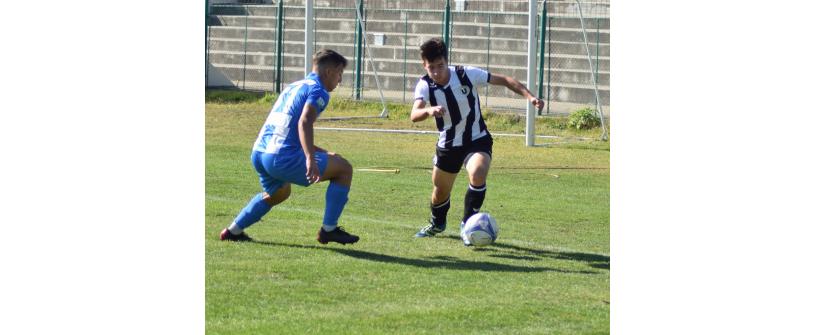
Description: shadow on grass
438,236,610,271
404,165,608,171
249,240,599,274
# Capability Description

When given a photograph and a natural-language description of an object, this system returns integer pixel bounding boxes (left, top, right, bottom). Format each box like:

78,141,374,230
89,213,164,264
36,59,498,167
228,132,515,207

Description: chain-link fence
206,0,610,114
540,0,609,115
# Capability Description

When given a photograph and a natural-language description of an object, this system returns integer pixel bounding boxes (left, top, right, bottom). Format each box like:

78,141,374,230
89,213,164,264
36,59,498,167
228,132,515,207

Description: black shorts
433,135,493,174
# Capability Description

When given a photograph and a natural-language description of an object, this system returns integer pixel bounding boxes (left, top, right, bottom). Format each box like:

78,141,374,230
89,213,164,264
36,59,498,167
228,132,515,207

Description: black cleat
220,228,252,242
317,226,360,245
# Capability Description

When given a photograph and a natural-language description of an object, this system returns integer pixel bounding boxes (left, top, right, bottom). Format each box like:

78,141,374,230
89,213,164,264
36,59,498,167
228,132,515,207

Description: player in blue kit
219,49,359,245
411,38,544,245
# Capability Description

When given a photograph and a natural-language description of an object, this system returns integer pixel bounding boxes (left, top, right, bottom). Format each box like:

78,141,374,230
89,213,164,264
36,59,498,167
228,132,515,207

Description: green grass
204,89,609,138
206,92,610,334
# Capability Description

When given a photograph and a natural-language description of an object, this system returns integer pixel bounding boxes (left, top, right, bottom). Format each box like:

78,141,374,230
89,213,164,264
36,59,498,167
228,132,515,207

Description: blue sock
233,193,272,230
323,182,350,229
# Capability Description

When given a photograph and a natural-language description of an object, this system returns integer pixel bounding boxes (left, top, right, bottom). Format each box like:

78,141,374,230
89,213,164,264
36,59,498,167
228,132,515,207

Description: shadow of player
250,239,600,274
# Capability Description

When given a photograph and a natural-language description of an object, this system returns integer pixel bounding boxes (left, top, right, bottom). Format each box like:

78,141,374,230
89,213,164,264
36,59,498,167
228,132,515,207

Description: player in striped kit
219,49,359,245
412,38,545,245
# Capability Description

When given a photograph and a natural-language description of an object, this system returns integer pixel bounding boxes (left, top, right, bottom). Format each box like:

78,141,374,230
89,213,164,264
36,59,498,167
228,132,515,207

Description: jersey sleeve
464,66,490,87
306,87,330,114
413,79,430,103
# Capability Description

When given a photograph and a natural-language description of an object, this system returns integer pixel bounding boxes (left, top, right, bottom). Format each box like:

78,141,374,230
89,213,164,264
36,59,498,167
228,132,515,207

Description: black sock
430,197,450,227
463,183,487,223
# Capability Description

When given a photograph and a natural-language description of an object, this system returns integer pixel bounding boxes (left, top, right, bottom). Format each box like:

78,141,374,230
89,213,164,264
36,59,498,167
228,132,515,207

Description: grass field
206,91,610,334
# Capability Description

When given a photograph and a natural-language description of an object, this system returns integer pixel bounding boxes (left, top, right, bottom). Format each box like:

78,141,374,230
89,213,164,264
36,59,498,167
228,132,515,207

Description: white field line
315,126,593,140
207,195,415,228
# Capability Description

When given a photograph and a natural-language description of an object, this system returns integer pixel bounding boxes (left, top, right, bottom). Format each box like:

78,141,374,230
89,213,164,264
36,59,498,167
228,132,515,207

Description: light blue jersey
253,72,330,154
227,51,355,240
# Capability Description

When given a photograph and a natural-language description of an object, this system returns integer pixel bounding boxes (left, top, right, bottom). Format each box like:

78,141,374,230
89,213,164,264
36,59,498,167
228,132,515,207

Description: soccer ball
462,213,499,246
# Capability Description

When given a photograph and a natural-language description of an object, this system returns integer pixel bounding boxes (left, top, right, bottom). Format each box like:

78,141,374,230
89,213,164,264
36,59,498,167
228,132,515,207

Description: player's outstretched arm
489,74,545,110
410,99,445,122
299,103,321,184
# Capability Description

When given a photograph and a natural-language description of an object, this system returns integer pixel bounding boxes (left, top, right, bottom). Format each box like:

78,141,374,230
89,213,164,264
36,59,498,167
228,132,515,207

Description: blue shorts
251,149,330,195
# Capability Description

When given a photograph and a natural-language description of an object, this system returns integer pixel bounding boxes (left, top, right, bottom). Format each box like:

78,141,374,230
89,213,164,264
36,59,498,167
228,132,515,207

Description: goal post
526,0,538,146
537,0,610,141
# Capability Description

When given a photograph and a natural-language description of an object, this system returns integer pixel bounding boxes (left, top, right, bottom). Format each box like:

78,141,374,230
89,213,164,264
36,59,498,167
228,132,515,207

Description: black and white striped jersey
414,65,491,148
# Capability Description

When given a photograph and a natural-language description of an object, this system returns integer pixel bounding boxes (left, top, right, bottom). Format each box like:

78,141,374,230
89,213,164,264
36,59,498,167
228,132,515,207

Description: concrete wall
206,1,610,111
208,0,240,5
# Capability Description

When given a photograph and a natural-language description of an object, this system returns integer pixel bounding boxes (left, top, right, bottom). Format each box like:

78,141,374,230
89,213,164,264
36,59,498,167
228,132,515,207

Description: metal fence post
205,0,209,87
242,8,248,90
537,0,547,115
485,14,491,107
403,13,408,103
443,0,451,58
449,11,454,60
354,0,364,100
546,15,552,115
274,1,283,93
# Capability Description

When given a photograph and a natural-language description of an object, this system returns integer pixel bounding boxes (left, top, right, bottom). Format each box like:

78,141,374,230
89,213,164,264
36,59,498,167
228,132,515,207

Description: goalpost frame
526,0,538,147
574,0,608,141
537,0,609,142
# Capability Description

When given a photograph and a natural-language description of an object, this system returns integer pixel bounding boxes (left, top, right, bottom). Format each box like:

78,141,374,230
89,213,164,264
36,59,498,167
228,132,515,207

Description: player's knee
469,166,489,183
261,192,275,206
339,156,353,177
328,155,353,185
345,159,354,176
263,184,291,206
279,184,292,200
470,175,487,186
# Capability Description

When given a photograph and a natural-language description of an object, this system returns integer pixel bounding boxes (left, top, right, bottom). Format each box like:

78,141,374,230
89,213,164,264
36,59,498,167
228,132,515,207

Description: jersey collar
307,72,323,88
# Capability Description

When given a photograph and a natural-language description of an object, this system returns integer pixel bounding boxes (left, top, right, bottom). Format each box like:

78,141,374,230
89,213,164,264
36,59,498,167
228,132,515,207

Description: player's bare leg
319,152,353,186
431,167,457,205
416,167,457,237
465,152,491,187
262,183,291,206
315,153,359,244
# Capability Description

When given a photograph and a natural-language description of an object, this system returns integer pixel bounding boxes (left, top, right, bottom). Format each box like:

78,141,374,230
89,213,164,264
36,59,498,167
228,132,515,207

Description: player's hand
427,106,445,118
305,156,321,184
530,96,545,111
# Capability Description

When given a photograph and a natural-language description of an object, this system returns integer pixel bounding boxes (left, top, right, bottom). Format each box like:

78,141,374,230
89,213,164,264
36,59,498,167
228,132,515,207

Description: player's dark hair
420,37,448,62
312,49,348,69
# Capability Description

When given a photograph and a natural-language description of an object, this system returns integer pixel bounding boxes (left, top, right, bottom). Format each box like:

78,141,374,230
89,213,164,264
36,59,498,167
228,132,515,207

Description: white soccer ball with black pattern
462,213,499,246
